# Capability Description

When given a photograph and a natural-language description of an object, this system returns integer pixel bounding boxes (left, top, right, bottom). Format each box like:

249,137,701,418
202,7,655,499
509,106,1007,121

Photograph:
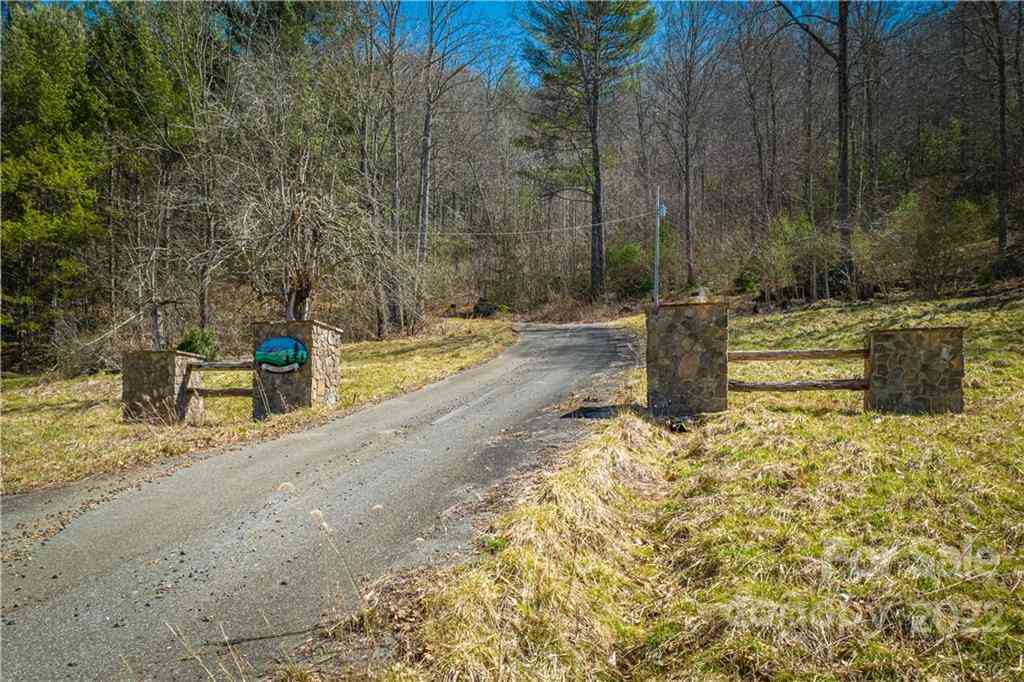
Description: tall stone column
864,327,965,414
122,350,204,424
646,302,729,417
252,320,343,420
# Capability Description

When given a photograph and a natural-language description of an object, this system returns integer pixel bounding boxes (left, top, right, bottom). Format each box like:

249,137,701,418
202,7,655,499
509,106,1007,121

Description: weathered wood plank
728,348,868,362
728,378,869,392
187,359,253,371
190,387,253,398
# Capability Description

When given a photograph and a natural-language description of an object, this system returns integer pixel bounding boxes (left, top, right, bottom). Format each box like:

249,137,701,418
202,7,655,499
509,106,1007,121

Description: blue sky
399,0,531,77
401,0,524,27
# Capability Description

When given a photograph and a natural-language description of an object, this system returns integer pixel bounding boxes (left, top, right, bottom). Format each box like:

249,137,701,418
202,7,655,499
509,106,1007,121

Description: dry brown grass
519,298,643,324
1,318,516,493
314,293,1024,680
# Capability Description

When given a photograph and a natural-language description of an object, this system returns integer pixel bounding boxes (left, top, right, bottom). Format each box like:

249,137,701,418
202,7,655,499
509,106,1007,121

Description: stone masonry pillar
122,350,204,424
252,320,343,420
646,302,729,417
864,327,965,414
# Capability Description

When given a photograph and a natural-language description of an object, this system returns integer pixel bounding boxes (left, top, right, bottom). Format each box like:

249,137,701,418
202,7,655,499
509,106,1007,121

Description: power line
9,180,656,238
430,211,656,236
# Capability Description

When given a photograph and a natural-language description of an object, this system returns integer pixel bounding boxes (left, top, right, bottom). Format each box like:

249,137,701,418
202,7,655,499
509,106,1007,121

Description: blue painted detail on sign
255,336,309,372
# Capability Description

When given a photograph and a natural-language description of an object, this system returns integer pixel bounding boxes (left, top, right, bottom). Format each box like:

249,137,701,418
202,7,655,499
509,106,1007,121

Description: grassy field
311,293,1024,680
0,318,516,494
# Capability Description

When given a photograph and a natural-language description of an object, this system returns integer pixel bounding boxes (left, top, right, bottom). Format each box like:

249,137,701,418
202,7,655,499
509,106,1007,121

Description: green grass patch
336,295,1024,680
0,318,516,494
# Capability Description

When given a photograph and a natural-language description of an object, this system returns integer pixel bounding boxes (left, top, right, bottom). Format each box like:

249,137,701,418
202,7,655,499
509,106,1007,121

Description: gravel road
1,323,634,680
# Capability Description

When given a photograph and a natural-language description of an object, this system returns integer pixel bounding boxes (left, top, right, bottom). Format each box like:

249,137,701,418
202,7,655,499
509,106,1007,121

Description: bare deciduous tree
657,1,724,286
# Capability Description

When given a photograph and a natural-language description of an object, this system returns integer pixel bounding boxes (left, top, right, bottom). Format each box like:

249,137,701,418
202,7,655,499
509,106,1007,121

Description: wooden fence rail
729,378,869,392
646,303,964,416
184,359,255,401
728,348,868,362
726,346,870,393
189,387,253,398
187,359,253,371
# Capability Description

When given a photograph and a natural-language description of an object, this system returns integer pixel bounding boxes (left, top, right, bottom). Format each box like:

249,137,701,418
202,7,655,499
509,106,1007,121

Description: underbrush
520,299,642,324
306,293,1024,680
0,318,516,493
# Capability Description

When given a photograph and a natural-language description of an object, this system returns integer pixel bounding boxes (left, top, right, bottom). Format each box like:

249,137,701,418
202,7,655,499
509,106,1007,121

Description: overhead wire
10,180,657,238
427,210,656,236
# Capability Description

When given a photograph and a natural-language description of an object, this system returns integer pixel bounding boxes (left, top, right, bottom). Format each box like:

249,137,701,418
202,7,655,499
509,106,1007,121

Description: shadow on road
561,404,642,420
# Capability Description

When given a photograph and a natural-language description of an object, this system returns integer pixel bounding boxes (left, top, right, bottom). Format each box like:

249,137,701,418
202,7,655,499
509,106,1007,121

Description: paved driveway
1,323,634,680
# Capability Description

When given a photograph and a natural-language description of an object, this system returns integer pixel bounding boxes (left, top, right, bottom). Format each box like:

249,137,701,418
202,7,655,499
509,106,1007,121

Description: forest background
2,0,1021,372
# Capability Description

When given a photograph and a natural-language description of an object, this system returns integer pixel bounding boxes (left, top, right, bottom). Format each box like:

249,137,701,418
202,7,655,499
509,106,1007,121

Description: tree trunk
1016,2,1024,151
199,185,215,329
634,76,654,210
835,0,851,244
285,287,310,321
588,81,605,299
376,271,387,339
804,33,817,300
416,99,433,265
198,266,211,329
767,53,778,217
803,33,814,218
682,123,695,286
152,167,167,349
837,0,851,273
865,38,878,226
415,2,436,270
382,3,404,333
744,69,769,224
992,2,1010,257
959,10,970,173
151,301,165,350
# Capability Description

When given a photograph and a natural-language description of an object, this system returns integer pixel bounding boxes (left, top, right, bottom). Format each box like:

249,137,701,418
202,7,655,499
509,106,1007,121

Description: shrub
733,269,760,295
858,185,993,297
47,315,122,377
752,230,794,303
748,216,844,303
791,223,844,299
854,225,907,296
991,254,1024,281
607,242,652,299
176,327,219,360
897,188,987,297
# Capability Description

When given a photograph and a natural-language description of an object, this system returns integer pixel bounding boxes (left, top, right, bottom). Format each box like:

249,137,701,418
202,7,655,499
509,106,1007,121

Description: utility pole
653,186,663,306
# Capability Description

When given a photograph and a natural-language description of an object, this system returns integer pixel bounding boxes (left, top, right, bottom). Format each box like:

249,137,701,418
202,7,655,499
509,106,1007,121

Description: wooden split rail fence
727,347,869,393
185,359,254,399
122,319,343,424
646,302,965,416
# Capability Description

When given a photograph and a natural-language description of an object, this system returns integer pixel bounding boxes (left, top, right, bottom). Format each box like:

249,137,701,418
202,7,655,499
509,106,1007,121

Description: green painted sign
255,336,309,373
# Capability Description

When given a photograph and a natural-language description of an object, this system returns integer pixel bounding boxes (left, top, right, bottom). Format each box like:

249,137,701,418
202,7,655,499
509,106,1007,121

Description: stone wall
252,320,343,420
310,321,343,405
864,327,964,414
646,302,729,416
122,351,204,424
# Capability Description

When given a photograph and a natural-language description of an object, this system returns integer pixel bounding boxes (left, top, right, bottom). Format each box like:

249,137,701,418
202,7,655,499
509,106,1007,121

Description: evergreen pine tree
520,1,655,299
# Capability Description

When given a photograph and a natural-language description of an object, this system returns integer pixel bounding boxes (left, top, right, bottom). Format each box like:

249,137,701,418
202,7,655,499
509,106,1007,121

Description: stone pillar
252,320,343,420
864,327,965,414
122,351,204,424
646,302,729,417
